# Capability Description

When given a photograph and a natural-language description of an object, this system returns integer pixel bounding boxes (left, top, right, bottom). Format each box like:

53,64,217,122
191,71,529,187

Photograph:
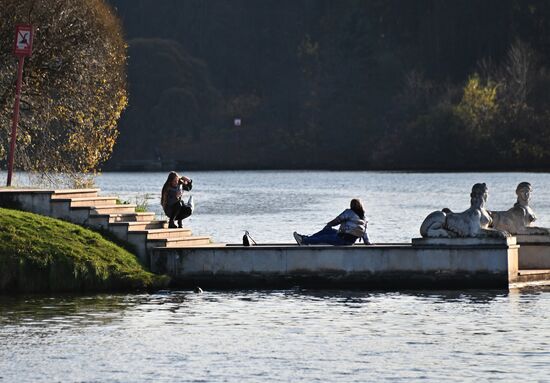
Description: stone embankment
151,238,525,289
0,207,167,293
0,188,223,268
2,188,550,290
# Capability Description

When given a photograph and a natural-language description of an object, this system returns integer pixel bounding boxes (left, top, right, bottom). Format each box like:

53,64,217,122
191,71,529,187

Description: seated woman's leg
302,227,340,245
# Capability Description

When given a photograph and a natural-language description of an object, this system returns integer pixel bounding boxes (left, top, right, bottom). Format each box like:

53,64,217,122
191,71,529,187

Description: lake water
2,171,550,381
1,288,550,382
97,171,550,244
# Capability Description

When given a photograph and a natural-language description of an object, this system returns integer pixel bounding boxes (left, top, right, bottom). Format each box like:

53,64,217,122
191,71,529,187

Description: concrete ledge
151,244,518,290
0,188,99,195
515,235,550,269
412,237,517,247
0,188,49,193
0,190,54,216
516,235,550,243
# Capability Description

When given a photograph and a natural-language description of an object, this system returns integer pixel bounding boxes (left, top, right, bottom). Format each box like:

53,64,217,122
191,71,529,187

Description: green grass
134,194,150,213
116,194,150,212
0,207,169,293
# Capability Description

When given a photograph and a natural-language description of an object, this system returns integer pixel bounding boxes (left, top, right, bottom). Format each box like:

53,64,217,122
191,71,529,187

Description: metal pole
6,56,25,187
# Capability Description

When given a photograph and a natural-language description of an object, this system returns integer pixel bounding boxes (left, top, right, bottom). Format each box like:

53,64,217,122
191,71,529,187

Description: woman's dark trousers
168,202,192,228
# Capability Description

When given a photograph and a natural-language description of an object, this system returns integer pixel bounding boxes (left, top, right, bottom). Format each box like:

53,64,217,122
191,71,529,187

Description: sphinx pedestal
411,237,519,285
516,235,550,269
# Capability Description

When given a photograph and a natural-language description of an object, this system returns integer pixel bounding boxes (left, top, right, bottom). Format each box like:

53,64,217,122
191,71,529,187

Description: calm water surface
1,288,550,382
2,171,550,381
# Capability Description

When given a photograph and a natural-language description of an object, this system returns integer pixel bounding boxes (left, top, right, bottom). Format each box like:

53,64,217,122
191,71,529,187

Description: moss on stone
0,207,169,293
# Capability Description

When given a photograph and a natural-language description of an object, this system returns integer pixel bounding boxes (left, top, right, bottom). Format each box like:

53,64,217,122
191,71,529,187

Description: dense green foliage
0,0,127,185
0,208,164,293
106,1,550,170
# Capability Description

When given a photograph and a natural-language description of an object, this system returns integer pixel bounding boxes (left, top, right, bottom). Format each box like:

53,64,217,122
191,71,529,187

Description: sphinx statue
489,182,550,235
420,183,509,238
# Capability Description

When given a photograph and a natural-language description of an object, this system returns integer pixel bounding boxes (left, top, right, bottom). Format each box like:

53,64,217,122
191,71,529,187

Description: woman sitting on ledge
293,198,371,246
161,171,194,228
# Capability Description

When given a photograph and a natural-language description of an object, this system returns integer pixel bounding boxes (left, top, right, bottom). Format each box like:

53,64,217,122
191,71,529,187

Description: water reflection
2,285,548,318
0,294,139,327
1,286,549,382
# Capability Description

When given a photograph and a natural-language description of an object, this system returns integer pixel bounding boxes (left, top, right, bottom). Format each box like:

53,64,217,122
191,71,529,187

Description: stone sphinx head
516,182,532,206
470,183,488,208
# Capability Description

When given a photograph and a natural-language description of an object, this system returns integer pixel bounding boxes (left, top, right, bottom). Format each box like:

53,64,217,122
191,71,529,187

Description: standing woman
161,171,194,228
293,198,371,245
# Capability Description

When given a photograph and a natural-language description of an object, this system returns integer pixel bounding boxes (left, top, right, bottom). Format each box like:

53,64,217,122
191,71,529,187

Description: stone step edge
128,228,191,235
50,188,100,196
72,204,137,210
518,269,550,275
109,220,167,226
148,236,211,243
153,243,226,249
52,188,101,194
89,212,155,219
50,196,117,203
1,188,100,195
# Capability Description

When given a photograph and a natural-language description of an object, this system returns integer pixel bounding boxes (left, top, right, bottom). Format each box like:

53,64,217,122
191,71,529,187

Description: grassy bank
0,207,168,293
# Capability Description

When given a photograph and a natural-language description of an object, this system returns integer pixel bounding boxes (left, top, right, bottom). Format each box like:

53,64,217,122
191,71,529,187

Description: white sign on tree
13,24,33,56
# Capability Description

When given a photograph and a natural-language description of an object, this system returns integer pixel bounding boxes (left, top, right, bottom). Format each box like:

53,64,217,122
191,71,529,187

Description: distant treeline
106,0,550,170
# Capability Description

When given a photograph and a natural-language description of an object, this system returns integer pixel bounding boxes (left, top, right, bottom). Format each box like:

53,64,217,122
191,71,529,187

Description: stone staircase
0,188,224,266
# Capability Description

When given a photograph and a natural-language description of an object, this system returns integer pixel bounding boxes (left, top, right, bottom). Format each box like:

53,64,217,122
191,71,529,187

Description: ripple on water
1,287,550,382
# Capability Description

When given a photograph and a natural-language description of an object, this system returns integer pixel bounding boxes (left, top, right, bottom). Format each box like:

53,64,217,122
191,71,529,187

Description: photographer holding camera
161,171,194,228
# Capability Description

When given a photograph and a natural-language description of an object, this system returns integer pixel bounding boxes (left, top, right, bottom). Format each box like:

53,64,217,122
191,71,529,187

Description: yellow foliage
0,0,128,187
454,76,498,136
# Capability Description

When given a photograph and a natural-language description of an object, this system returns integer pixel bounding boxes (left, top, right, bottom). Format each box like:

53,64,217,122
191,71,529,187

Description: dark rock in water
194,286,203,293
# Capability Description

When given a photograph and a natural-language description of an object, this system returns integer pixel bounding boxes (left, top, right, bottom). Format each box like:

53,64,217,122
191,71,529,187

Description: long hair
350,198,365,219
161,171,179,207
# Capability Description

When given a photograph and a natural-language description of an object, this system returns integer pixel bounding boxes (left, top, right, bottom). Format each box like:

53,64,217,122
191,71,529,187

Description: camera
179,177,193,191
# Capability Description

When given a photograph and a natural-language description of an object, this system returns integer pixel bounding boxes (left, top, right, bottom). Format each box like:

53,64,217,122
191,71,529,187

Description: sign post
6,24,33,186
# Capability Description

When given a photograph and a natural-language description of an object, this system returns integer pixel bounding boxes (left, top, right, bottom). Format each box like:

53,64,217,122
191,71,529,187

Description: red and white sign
13,24,33,56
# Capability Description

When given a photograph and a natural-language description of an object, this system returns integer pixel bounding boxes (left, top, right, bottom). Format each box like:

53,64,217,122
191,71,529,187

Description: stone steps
53,196,119,207
100,212,157,223
0,187,222,267
110,220,168,231
129,228,192,240
88,212,157,229
50,189,100,199
148,236,212,248
88,204,138,215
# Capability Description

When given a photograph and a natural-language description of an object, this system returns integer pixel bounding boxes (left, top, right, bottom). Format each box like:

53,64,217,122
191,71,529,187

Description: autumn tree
0,0,127,186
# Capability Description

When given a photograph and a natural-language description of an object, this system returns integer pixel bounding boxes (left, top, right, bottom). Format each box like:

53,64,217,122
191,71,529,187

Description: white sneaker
293,231,304,245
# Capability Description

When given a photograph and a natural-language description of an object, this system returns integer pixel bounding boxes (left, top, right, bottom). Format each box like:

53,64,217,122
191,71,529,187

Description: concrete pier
151,238,522,289
3,188,550,290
